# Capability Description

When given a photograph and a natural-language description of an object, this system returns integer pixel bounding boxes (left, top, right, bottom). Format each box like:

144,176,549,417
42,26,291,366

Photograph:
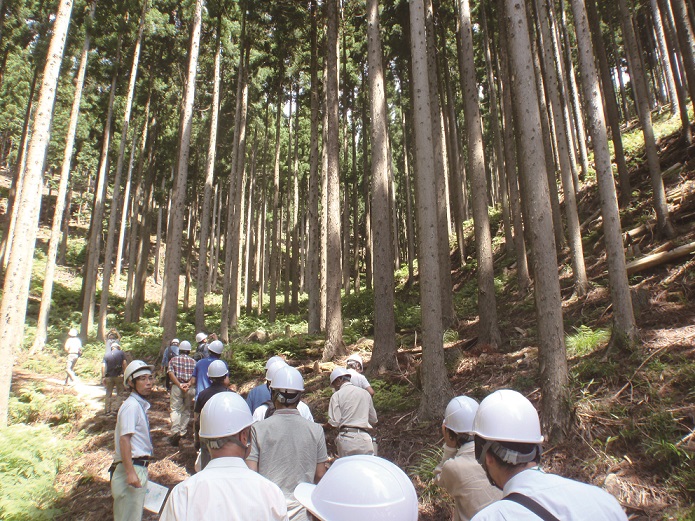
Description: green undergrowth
371,380,417,413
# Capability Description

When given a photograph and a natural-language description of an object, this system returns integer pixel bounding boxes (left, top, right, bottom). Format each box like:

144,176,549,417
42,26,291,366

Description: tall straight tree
195,21,222,332
366,0,397,373
458,0,501,348
98,0,148,340
33,0,95,351
502,0,569,440
307,0,321,334
409,0,454,419
0,0,74,427
569,0,639,350
160,0,203,346
323,0,346,360
618,0,675,238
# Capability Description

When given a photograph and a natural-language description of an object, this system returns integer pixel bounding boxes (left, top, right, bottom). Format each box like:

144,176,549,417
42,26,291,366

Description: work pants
170,384,195,436
111,463,148,521
65,354,79,384
335,430,374,457
104,376,124,414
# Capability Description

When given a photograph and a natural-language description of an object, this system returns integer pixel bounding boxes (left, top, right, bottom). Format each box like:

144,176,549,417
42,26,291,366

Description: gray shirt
248,409,328,521
328,382,377,429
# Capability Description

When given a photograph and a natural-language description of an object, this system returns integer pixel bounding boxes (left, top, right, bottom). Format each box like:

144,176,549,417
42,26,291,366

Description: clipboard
144,480,169,514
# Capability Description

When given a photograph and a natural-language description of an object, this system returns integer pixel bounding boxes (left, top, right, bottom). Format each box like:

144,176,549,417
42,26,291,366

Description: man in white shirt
161,392,288,521
470,389,628,521
64,328,82,385
328,367,377,457
346,354,375,396
110,361,155,521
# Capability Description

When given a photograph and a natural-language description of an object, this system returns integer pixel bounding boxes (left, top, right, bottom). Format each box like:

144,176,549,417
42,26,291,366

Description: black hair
210,375,227,385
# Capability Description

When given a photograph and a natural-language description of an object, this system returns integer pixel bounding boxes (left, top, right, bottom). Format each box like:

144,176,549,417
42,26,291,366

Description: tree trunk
409,0,455,420
269,89,283,323
585,0,634,205
502,0,569,441
569,0,639,352
307,0,321,334
669,0,695,110
618,0,675,238
33,1,94,352
195,25,222,331
98,0,148,340
401,103,416,283
366,0,397,373
458,0,501,347
0,0,73,427
323,0,346,360
160,0,203,347
80,38,122,340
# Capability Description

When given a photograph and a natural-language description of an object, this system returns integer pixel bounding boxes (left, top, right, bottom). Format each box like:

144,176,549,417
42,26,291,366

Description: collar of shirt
130,391,151,413
502,466,543,495
273,408,300,416
205,456,249,471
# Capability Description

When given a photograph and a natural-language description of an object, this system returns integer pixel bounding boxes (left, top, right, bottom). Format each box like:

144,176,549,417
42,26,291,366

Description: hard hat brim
293,483,325,521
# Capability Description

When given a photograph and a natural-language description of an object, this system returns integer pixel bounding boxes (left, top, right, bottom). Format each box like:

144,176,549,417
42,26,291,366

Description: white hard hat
330,367,351,384
269,365,304,392
124,360,154,386
443,396,479,434
346,353,363,367
208,340,224,354
171,338,180,345
179,340,192,351
208,359,229,378
199,392,253,438
265,355,284,370
472,389,544,444
294,455,418,521
265,359,288,381
196,332,207,343
69,328,78,337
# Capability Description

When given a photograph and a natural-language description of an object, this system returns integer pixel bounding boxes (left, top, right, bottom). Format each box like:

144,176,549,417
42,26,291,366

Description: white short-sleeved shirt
347,369,371,390
471,467,628,521
160,457,288,521
65,337,82,355
114,393,153,461
252,401,314,423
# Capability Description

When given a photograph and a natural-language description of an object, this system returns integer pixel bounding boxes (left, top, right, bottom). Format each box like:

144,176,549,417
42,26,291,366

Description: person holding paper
110,360,155,521
161,392,288,520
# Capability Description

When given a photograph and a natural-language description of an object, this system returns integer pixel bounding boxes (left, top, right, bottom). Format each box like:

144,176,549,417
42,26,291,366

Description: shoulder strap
263,400,276,419
504,493,560,521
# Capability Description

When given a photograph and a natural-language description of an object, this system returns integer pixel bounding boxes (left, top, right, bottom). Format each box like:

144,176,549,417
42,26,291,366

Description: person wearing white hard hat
102,341,127,415
110,360,155,521
167,340,196,446
105,328,122,357
161,338,180,392
251,361,314,422
246,356,285,413
434,396,501,521
470,389,628,521
294,455,419,521
161,392,288,521
247,365,328,521
328,367,377,457
193,359,233,470
345,354,374,396
193,331,209,361
190,339,226,397
64,327,83,385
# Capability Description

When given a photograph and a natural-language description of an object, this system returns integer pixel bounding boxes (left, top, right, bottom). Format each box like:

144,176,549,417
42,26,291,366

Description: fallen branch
625,241,695,275
613,345,669,400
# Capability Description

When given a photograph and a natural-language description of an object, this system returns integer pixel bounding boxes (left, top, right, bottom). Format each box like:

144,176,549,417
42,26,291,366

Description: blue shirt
246,383,272,413
192,356,226,396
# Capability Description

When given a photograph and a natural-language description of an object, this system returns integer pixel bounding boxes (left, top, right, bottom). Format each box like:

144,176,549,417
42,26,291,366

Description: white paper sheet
144,480,169,514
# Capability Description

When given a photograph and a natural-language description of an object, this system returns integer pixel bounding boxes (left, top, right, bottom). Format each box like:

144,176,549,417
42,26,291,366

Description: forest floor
5,117,695,520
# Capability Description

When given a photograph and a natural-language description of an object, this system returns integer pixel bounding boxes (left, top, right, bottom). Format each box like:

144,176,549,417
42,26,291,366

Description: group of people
107,343,628,521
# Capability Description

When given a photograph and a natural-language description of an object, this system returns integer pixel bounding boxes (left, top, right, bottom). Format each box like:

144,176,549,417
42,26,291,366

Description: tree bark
269,89,283,323
0,0,73,427
160,0,203,347
409,0,455,420
502,0,569,441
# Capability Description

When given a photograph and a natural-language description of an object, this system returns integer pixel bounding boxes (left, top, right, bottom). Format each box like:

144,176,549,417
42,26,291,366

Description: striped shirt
168,354,196,383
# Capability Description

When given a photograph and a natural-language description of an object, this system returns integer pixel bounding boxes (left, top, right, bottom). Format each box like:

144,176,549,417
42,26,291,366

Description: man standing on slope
471,389,628,521
247,365,328,521
167,340,196,446
64,328,82,385
110,360,155,521
246,355,285,413
345,354,375,396
328,367,377,457
194,360,232,470
190,339,225,396
434,396,501,521
160,392,288,521
102,341,127,415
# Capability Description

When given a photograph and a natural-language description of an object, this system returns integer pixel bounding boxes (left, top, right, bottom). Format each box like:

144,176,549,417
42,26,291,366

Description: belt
340,426,370,433
131,458,151,467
